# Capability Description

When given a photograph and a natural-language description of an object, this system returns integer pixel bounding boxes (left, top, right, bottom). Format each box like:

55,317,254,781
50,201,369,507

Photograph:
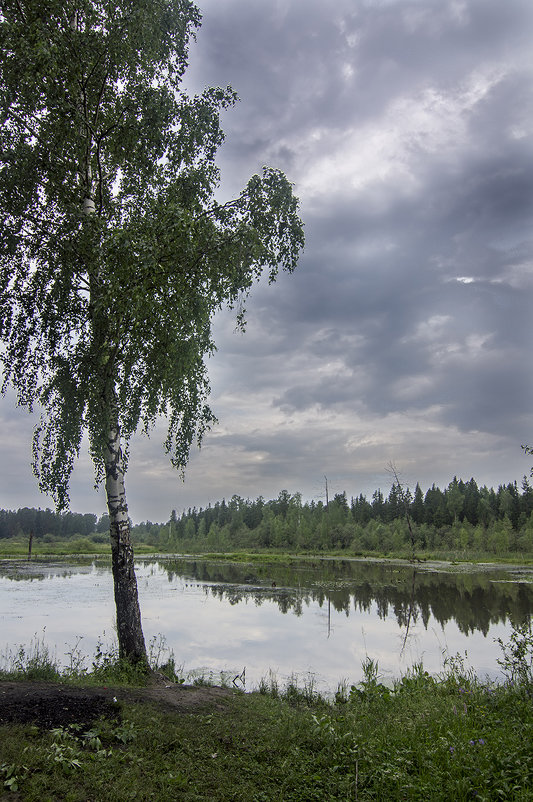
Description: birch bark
82,139,147,666
104,406,147,664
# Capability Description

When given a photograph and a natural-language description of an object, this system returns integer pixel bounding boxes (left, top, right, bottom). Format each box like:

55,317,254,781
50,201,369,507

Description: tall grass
0,631,61,681
0,631,186,685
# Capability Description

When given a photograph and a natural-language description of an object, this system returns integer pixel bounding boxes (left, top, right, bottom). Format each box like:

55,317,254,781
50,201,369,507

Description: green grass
1,628,533,800
1,671,532,800
1,538,531,565
0,631,184,687
168,548,533,567
0,538,158,557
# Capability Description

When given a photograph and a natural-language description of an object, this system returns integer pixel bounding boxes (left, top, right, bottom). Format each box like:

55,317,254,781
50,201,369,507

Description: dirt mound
0,682,120,729
0,679,235,730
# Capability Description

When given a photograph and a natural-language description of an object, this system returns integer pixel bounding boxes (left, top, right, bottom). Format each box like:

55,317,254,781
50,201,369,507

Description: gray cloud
1,0,532,520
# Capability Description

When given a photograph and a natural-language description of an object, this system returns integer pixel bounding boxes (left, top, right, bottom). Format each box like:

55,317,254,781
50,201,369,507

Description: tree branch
12,0,27,23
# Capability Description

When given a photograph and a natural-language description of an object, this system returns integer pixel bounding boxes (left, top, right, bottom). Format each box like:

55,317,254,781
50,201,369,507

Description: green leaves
0,0,304,509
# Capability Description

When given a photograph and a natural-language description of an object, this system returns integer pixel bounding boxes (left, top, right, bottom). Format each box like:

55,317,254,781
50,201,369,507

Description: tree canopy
0,0,304,509
0,0,304,663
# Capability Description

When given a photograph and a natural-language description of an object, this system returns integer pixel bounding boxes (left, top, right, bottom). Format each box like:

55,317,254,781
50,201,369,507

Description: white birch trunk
105,418,147,664
81,132,147,666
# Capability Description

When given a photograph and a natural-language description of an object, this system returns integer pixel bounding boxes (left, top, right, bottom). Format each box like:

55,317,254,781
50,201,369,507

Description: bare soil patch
0,677,236,729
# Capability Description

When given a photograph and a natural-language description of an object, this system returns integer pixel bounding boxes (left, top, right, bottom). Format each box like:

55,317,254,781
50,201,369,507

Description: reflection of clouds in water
1,558,531,691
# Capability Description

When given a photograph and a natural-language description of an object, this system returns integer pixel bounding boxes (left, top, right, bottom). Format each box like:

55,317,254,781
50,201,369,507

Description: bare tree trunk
104,414,147,666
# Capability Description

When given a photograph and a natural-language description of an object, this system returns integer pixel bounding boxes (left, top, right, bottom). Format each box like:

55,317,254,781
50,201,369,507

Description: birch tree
0,0,304,665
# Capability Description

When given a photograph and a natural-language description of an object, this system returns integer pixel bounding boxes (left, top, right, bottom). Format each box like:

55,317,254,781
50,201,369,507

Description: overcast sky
1,0,532,522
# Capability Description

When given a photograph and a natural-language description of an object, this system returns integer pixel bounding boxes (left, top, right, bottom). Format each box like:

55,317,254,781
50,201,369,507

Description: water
1,556,532,693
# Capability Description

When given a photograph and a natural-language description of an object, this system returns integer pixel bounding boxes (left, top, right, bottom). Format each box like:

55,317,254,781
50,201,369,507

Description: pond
1,556,532,694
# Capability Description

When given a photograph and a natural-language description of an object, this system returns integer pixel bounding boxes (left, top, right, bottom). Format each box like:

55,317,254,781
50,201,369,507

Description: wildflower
449,746,455,754
469,740,475,746
478,739,485,746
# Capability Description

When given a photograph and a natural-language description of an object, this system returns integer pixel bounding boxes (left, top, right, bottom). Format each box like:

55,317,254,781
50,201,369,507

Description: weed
63,635,88,678
441,649,477,689
283,673,321,706
89,635,150,685
496,620,533,688
347,657,392,704
395,661,435,693
0,630,60,681
256,671,324,707
258,669,280,698
147,633,169,670
1,761,29,793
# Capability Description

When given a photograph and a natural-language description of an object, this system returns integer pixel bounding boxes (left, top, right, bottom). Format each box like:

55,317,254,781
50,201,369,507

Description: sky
1,0,532,522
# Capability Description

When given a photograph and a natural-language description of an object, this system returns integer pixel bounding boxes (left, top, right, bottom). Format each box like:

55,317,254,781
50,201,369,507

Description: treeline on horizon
2,475,533,555
157,476,533,555
0,508,104,542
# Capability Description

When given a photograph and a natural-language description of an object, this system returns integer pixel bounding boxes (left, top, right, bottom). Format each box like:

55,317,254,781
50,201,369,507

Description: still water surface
1,556,532,693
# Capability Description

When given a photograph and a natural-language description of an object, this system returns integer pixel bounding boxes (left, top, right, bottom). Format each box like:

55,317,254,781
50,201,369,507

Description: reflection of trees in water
3,556,530,638
0,560,94,582
157,558,533,636
399,568,418,653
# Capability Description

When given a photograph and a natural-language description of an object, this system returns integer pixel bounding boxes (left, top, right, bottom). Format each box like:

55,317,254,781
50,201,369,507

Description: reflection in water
157,558,533,637
1,556,532,691
0,557,100,583
400,568,418,654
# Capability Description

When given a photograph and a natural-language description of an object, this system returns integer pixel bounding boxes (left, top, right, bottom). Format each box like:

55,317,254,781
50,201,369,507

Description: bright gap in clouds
300,66,507,202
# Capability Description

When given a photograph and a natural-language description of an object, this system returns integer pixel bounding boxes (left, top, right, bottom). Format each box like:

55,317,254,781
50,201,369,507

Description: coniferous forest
3,476,533,557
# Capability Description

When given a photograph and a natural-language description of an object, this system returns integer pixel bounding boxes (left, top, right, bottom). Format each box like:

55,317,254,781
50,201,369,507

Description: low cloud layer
1,0,532,520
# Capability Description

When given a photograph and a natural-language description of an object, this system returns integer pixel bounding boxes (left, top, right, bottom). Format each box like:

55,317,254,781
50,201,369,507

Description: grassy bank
191,548,533,566
2,540,533,566
1,629,533,801
0,538,158,557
